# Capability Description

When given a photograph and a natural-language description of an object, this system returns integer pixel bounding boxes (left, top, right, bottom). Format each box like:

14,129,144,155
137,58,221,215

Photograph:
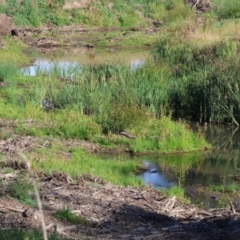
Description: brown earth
1,169,240,240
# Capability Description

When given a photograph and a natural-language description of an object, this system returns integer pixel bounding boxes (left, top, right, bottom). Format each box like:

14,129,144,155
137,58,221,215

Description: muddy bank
1,170,240,240
0,12,160,49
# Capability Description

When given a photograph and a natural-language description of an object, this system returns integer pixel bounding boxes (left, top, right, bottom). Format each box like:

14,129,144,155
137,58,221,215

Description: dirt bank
1,170,240,240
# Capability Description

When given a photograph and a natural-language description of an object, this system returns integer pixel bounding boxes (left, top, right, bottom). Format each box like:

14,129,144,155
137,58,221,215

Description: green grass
153,31,240,125
212,0,240,19
0,0,197,29
163,186,189,204
54,208,89,225
208,182,240,194
129,116,209,153
32,147,143,187
0,37,29,65
6,180,38,208
0,63,18,82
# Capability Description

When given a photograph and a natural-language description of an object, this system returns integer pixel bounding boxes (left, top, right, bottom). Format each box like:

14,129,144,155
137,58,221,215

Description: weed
212,0,240,19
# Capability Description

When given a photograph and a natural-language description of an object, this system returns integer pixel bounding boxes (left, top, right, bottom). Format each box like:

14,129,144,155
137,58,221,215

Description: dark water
137,124,240,208
100,125,240,208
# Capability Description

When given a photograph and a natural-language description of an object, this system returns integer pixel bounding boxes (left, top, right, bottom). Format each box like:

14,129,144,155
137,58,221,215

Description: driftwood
119,131,136,139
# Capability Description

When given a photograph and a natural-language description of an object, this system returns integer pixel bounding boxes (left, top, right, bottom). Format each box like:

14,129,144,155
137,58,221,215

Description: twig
20,153,48,240
230,202,236,215
192,0,200,11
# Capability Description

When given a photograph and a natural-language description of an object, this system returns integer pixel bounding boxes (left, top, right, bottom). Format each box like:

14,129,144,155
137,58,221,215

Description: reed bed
0,60,209,153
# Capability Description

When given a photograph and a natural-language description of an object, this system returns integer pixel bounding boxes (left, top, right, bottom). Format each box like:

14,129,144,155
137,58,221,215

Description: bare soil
1,170,240,240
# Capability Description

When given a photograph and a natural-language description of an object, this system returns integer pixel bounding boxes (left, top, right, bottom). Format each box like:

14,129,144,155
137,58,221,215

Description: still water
21,47,147,76
137,124,240,208
98,124,240,208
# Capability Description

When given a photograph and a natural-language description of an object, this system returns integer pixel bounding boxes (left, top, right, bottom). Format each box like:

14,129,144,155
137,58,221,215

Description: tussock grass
0,60,210,153
129,116,209,153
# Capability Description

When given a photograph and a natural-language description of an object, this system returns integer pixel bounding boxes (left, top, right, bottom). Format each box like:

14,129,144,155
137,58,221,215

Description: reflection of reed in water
205,124,239,150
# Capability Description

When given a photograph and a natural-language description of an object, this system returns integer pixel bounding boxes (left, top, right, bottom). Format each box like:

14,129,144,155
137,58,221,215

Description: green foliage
0,0,68,27
0,0,194,28
99,102,146,134
129,116,209,153
0,63,18,82
2,0,42,27
212,0,240,19
54,208,89,225
164,0,192,22
208,182,240,194
153,34,240,125
53,110,102,140
0,57,210,153
0,37,29,65
118,11,140,29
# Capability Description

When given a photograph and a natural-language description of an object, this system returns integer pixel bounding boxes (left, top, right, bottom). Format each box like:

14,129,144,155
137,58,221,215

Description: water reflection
136,150,240,207
21,47,147,76
138,161,174,189
130,60,145,71
100,125,240,207
21,59,81,77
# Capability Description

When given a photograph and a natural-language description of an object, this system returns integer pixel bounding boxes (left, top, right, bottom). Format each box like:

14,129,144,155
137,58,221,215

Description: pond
100,124,240,208
137,124,240,208
21,47,148,76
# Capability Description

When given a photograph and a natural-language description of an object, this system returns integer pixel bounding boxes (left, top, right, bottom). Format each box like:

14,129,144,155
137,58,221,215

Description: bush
98,102,147,134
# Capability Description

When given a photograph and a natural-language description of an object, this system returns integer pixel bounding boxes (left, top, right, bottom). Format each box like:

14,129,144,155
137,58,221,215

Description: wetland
1,0,240,239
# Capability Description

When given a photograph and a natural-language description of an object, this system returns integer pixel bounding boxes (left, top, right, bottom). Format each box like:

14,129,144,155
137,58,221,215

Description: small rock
23,208,34,218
